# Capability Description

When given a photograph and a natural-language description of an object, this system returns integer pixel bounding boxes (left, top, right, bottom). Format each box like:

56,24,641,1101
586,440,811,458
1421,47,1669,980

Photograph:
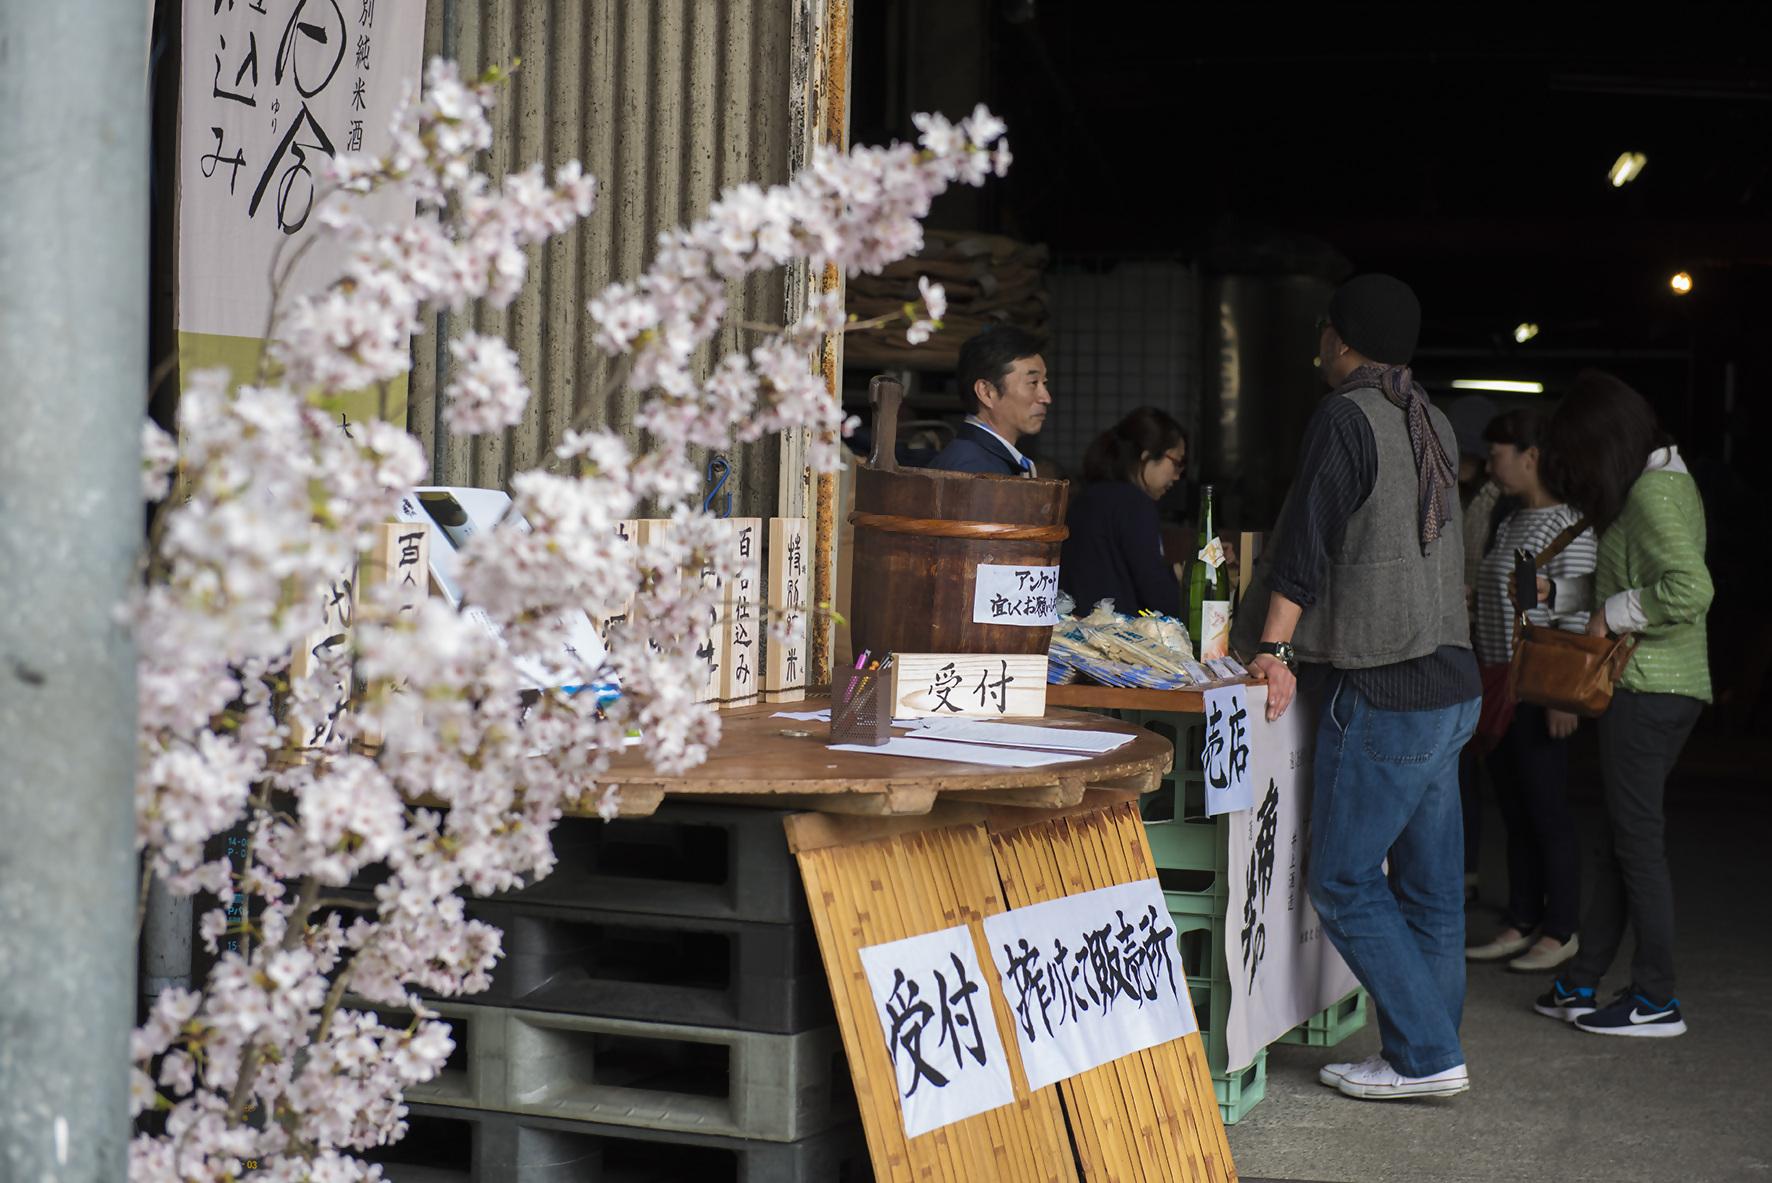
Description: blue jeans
1307,678,1481,1078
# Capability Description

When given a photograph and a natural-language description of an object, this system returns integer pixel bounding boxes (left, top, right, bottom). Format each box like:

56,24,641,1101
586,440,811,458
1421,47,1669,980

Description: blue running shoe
1574,986,1686,1038
1533,976,1597,1022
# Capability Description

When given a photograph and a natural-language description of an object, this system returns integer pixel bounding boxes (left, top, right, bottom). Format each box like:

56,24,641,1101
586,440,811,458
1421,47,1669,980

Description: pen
854,649,871,670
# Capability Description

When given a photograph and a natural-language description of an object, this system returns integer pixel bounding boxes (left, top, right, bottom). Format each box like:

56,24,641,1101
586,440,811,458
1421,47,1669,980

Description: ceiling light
1452,379,1546,394
1670,270,1693,295
1609,151,1648,187
1513,322,1540,344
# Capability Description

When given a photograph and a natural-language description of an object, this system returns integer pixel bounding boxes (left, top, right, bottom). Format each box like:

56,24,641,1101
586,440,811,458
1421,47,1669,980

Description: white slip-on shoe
1465,929,1535,961
1508,934,1579,973
1336,1059,1470,1100
1317,1053,1387,1088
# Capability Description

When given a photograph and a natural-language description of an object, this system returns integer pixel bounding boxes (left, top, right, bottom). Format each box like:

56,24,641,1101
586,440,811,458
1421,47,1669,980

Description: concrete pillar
0,0,148,1178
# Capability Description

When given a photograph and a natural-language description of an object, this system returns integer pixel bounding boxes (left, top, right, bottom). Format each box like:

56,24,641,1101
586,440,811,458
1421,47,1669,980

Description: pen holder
830,667,892,746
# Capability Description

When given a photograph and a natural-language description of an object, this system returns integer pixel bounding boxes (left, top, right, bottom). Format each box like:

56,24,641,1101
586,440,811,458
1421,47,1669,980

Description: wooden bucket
848,376,1069,659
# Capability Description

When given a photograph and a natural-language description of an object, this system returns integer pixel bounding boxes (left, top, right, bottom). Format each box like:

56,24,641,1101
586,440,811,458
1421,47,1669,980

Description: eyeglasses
1164,451,1187,471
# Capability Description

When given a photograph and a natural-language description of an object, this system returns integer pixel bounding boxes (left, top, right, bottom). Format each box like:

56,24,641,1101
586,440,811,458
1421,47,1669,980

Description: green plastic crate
1275,987,1369,1048
1213,1049,1267,1126
1126,712,1231,912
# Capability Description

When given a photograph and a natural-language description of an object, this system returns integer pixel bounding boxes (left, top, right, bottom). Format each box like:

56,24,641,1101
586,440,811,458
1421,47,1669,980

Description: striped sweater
1560,448,1712,701
1472,504,1595,665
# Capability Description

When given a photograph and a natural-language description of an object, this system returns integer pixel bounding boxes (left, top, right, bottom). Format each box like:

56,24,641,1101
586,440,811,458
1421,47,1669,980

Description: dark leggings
1490,703,1580,940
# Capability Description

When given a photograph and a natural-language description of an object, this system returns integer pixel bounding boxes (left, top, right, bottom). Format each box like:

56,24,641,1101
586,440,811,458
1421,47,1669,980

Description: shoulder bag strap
1513,516,1592,638
1533,517,1591,567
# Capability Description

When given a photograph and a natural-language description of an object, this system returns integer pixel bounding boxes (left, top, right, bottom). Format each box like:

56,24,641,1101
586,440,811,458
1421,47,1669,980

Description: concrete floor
1225,729,1772,1183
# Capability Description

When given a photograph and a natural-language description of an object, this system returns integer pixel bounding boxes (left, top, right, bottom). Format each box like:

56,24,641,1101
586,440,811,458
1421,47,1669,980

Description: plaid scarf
1337,363,1457,549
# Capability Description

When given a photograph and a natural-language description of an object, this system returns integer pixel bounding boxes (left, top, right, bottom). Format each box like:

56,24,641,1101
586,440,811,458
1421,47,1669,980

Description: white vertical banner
1201,682,1254,815
1223,683,1359,1072
178,0,427,398
857,925,1016,1139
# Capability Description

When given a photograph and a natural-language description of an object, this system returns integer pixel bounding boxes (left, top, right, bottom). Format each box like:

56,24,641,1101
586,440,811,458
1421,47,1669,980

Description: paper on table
828,737,1088,767
773,709,927,727
910,718,1135,754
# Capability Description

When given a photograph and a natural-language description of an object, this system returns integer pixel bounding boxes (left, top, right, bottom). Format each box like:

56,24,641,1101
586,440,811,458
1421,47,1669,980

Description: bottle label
1199,600,1232,662
1197,538,1227,570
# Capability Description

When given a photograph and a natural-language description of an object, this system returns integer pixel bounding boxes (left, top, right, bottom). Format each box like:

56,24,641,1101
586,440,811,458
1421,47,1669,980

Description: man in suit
926,326,1050,476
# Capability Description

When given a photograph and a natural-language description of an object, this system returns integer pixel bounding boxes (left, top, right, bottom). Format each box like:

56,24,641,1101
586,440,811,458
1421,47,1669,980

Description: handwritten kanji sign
1202,682,1253,815
763,517,809,702
857,925,1016,1138
177,0,426,424
971,564,1061,627
887,653,1048,719
980,878,1196,1091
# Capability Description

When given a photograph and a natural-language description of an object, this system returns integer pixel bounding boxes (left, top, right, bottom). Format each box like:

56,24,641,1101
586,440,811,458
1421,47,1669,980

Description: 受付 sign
887,653,1048,719
981,878,1197,1092
857,924,1016,1138
972,564,1060,627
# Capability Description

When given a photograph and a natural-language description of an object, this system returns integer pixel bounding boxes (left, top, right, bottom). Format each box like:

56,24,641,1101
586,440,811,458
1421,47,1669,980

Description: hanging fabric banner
177,0,428,424
1223,683,1360,1072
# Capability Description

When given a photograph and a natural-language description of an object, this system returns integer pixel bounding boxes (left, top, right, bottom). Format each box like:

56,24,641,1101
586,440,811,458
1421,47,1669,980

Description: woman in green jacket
1532,370,1712,1038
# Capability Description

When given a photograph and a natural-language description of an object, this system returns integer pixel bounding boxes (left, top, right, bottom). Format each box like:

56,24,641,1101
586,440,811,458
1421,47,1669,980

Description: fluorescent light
1513,322,1540,344
1452,379,1545,394
1609,151,1647,187
1670,270,1693,295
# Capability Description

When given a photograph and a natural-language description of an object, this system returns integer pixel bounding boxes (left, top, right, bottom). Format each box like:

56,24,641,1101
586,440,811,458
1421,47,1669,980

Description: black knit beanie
1328,274,1421,365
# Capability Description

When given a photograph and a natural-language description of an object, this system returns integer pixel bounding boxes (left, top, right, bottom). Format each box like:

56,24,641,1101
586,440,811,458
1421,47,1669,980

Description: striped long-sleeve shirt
1471,504,1596,665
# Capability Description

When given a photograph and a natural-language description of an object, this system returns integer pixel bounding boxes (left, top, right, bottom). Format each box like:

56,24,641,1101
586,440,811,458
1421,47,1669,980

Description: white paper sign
981,879,1197,1092
1223,683,1359,1072
857,925,1016,1139
972,564,1061,627
178,0,428,342
1202,683,1254,815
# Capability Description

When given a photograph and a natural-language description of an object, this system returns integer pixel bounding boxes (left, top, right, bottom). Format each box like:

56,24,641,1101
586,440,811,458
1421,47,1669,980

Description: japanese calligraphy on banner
1202,682,1253,815
971,564,1060,626
178,0,427,423
981,878,1197,1092
856,925,1016,1139
1224,682,1358,1072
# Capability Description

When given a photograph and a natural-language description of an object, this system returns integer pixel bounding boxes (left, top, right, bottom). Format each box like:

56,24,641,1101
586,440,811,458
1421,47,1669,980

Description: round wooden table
594,698,1173,818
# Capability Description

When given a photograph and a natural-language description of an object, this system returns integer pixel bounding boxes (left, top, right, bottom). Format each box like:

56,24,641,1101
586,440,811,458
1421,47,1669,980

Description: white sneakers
1319,1054,1470,1100
1317,1053,1387,1088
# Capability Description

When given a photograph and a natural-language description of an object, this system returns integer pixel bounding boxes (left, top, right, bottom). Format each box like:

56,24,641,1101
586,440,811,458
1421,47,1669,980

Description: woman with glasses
1059,406,1188,617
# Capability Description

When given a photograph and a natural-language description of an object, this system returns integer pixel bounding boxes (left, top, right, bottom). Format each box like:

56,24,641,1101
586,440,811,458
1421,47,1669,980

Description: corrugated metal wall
408,0,806,517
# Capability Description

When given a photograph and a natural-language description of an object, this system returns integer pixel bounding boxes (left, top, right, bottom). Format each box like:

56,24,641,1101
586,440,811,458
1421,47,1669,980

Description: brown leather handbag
1506,518,1639,717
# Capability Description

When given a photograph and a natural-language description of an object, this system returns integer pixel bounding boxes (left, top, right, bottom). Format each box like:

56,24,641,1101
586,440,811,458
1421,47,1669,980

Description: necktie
1018,455,1036,478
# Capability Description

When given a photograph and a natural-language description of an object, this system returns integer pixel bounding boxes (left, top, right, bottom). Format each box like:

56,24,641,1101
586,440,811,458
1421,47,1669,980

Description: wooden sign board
593,519,639,640
292,524,432,749
888,653,1048,719
787,799,1237,1183
786,809,1079,1183
986,799,1236,1183
722,519,763,705
763,516,809,702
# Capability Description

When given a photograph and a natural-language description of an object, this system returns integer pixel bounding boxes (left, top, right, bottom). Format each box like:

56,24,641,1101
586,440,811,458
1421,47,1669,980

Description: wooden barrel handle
868,374,903,473
850,510,1069,542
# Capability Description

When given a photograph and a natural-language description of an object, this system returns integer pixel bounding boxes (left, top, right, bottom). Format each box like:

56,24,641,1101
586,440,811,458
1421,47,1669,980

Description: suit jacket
925,421,1026,476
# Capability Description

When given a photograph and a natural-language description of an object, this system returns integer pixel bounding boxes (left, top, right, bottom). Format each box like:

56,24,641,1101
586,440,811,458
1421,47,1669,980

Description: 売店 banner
177,0,427,422
1223,682,1360,1072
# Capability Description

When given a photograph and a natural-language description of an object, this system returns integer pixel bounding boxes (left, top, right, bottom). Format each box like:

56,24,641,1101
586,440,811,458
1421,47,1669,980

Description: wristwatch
1255,641,1297,672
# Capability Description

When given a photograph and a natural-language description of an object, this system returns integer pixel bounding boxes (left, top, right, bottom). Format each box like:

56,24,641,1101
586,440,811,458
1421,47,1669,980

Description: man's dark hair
957,326,1044,414
1082,406,1186,484
1482,407,1548,453
1544,369,1673,530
